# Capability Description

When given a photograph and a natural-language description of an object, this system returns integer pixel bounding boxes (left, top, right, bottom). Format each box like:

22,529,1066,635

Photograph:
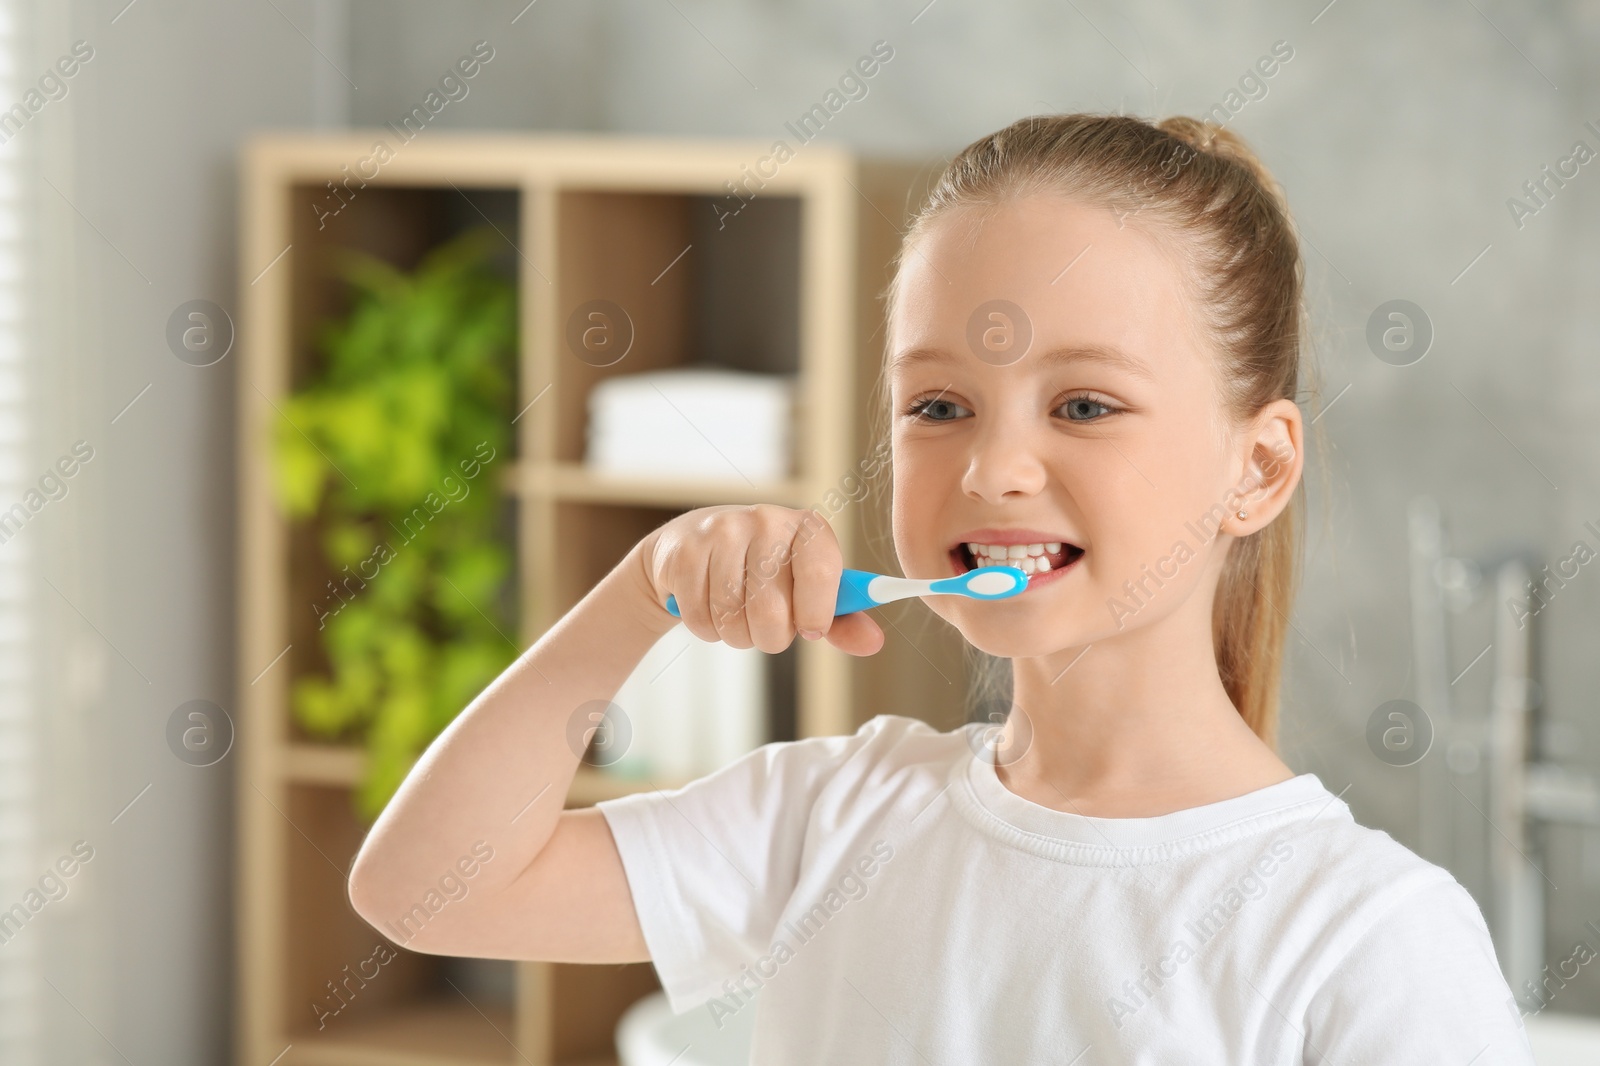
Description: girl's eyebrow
890,343,1157,384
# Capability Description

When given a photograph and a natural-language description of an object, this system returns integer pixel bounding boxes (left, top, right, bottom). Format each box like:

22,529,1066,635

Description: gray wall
39,2,331,1063
43,1,1600,1062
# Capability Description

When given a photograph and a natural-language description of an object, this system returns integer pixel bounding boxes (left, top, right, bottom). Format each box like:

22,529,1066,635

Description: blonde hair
869,113,1329,750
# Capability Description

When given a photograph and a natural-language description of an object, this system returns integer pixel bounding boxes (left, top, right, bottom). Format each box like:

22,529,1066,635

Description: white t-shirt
597,713,1536,1064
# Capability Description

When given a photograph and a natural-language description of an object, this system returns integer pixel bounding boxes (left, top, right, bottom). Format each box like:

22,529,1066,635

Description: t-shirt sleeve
1301,875,1536,1064
595,718,885,1014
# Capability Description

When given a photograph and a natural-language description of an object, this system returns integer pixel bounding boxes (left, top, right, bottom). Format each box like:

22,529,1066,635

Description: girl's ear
1227,398,1303,535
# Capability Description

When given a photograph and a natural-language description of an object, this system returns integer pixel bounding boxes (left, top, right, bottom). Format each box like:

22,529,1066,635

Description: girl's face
888,194,1277,659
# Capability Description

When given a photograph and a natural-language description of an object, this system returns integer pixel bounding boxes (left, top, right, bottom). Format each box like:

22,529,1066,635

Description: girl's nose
960,421,1048,502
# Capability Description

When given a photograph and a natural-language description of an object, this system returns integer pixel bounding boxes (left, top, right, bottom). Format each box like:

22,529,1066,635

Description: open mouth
949,540,1086,579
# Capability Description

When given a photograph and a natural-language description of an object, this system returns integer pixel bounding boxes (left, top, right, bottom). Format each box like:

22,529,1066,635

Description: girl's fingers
787,509,842,640
671,551,721,646
646,504,882,656
743,529,794,654
823,612,885,657
649,508,729,645
707,535,755,650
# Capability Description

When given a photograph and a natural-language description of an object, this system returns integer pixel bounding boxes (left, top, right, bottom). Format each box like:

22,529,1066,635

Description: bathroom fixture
617,989,755,1066
1409,497,1600,1015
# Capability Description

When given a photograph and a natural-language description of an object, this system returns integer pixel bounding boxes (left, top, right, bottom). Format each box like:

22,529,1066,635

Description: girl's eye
1058,394,1118,422
903,393,1121,423
905,397,972,422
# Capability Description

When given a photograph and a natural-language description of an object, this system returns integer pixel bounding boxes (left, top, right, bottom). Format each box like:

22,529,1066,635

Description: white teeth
1035,555,1051,572
964,541,1068,559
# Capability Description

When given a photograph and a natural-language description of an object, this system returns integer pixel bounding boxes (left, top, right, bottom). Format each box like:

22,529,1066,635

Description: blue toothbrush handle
664,568,882,618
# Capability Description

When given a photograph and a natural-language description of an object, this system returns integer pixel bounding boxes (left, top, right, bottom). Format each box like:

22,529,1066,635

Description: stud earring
1236,510,1248,520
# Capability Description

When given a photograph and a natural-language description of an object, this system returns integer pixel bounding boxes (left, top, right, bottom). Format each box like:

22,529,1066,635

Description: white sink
614,992,1596,1066
616,990,754,1066
1526,1011,1600,1064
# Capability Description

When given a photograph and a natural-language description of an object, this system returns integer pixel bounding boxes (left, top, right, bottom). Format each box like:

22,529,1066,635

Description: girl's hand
637,505,884,657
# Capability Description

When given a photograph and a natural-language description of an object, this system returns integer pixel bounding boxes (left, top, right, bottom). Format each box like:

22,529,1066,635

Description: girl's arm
344,505,881,964
345,536,678,963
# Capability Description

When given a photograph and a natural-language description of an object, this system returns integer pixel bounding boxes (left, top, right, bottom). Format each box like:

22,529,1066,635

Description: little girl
348,113,1536,1064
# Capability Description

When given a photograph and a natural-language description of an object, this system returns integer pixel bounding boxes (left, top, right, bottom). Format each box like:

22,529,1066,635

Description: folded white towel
586,366,795,482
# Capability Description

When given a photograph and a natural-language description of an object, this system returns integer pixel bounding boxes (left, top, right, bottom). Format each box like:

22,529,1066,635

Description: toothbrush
663,564,1028,618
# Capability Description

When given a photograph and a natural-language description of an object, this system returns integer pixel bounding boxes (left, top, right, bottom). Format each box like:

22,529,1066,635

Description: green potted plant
271,226,518,820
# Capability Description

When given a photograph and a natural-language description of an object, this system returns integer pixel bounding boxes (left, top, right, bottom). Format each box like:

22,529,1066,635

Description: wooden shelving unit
235,132,971,1066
